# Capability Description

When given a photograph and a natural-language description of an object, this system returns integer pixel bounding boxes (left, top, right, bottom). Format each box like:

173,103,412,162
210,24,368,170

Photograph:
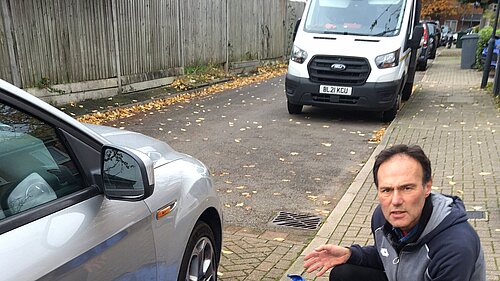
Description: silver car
0,79,222,281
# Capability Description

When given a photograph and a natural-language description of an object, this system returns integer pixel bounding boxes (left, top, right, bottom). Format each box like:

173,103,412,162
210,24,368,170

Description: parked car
481,36,500,69
427,21,441,59
417,21,436,71
423,20,441,58
0,79,222,281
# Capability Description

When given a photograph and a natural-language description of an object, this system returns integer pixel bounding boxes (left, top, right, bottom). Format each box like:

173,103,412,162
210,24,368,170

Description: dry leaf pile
77,64,287,125
368,127,387,144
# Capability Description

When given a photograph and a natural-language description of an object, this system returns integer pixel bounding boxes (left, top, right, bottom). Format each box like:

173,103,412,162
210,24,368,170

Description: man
304,144,486,281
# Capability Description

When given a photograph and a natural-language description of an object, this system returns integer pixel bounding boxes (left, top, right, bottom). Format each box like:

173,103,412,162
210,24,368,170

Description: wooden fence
0,0,305,92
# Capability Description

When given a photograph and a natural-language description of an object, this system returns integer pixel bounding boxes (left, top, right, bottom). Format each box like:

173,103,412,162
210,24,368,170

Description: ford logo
331,63,346,71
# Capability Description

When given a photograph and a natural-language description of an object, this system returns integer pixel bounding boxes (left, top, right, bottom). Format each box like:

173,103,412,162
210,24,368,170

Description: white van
286,0,423,121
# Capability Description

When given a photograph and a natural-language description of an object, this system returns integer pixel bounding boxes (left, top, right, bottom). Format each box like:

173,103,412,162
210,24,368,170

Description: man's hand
303,245,351,277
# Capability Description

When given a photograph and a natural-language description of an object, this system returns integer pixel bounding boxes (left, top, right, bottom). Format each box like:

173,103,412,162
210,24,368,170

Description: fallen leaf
290,152,299,156
235,185,246,189
323,201,331,205
321,143,332,147
236,202,244,207
448,181,456,186
273,238,285,242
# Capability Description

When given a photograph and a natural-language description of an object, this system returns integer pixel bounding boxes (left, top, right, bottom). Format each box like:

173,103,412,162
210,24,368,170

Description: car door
0,92,157,281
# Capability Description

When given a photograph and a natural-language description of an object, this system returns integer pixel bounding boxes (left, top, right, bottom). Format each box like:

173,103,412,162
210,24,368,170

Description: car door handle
156,200,177,220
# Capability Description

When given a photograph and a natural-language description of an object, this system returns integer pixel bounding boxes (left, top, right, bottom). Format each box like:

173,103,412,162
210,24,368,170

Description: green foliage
475,26,500,69
34,77,65,94
35,77,52,89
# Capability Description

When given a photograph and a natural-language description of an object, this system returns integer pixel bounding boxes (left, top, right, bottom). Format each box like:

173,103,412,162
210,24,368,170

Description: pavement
63,47,499,281
277,47,500,281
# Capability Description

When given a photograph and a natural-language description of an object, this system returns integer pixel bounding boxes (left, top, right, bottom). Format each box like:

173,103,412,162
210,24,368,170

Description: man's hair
373,144,432,187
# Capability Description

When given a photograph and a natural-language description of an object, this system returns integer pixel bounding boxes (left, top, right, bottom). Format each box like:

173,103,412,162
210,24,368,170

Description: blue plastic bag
287,274,306,281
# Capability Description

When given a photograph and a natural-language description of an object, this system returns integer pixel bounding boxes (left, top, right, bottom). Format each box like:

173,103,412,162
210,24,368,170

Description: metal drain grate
271,211,322,230
466,210,488,221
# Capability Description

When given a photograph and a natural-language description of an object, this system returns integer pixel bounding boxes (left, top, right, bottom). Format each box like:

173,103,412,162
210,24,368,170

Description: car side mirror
409,25,424,49
101,145,154,201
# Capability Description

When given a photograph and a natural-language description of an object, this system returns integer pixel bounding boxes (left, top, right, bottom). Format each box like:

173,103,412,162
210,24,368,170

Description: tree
421,0,465,19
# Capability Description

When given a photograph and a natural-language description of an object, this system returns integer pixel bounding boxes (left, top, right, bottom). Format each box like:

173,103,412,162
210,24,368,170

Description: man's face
377,154,432,232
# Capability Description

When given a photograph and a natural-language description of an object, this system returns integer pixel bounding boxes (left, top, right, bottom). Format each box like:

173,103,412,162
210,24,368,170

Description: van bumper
285,74,401,111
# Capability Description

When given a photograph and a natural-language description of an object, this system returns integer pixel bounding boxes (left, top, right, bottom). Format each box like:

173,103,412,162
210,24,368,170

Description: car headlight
291,45,308,64
375,49,400,69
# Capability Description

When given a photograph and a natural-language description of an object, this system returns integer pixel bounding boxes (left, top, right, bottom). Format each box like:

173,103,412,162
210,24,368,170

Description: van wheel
287,101,303,114
401,82,413,101
382,93,401,122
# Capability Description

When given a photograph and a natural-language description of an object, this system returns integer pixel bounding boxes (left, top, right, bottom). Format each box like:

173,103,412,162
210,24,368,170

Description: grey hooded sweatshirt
348,192,486,281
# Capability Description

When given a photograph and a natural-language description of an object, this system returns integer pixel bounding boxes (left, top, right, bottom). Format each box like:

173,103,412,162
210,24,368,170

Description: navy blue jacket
347,192,486,281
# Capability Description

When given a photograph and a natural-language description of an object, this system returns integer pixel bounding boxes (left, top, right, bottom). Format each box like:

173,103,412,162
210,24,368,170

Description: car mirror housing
101,145,155,201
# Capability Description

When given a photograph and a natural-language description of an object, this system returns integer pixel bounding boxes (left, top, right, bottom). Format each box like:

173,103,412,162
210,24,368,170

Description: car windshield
304,0,407,37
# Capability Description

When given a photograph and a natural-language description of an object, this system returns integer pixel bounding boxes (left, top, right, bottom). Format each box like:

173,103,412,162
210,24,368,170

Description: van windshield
304,0,407,37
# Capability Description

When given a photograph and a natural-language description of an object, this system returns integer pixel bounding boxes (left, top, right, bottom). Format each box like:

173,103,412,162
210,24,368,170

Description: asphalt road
105,72,425,231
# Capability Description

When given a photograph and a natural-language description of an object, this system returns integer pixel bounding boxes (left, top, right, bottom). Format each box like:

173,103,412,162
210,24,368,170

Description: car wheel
429,48,436,59
401,82,413,101
287,100,303,114
417,58,427,71
178,221,218,281
382,91,401,122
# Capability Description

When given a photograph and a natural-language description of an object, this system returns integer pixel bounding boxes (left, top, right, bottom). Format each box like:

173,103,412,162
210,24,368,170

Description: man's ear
424,179,432,197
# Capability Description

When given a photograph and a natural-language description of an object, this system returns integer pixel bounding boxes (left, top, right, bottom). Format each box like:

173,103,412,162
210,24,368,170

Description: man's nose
391,190,403,205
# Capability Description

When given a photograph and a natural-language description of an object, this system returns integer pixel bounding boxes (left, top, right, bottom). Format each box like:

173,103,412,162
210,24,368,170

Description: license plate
319,85,352,95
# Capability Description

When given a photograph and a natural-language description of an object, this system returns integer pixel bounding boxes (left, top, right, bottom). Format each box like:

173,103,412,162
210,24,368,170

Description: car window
427,24,435,35
0,102,84,219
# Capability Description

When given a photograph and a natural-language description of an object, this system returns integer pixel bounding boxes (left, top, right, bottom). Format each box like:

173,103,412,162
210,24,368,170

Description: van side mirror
409,25,424,49
293,18,301,42
101,145,155,201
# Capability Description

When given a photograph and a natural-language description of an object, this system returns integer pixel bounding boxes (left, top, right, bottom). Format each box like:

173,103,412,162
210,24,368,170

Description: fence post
225,0,229,72
111,0,122,94
177,0,184,70
1,0,21,87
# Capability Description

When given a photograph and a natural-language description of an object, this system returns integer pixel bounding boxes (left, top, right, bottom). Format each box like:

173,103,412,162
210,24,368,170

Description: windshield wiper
374,28,400,36
323,31,365,36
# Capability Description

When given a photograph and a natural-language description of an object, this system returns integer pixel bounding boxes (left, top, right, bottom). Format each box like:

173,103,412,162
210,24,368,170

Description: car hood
84,124,184,167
